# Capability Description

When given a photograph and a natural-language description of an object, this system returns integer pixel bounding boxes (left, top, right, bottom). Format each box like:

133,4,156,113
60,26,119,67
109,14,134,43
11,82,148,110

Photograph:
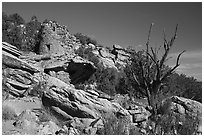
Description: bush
163,73,202,103
2,12,25,50
74,33,97,45
90,68,119,96
2,12,41,53
123,47,202,103
23,16,42,52
153,112,201,135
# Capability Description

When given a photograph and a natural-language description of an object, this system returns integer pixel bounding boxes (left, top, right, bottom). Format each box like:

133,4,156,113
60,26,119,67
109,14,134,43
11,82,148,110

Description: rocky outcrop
43,57,96,84
66,58,97,84
2,42,22,57
128,106,151,123
41,74,130,120
3,50,41,73
75,43,130,95
0,20,157,135
19,53,51,61
1,20,139,135
2,68,38,97
111,44,131,68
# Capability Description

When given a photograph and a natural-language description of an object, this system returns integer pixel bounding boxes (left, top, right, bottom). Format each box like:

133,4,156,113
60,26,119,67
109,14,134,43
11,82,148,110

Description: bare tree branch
146,23,154,81
156,45,162,55
169,24,178,49
161,50,185,81
163,28,168,50
151,47,157,61
147,52,157,64
146,23,154,51
129,24,185,113
160,25,178,69
132,70,141,86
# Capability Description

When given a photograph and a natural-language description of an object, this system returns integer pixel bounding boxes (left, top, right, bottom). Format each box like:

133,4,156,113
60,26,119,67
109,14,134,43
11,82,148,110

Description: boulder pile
2,20,202,135
2,20,132,135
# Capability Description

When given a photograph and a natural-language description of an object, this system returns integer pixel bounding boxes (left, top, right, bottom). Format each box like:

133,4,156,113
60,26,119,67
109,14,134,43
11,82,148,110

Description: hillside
2,13,202,135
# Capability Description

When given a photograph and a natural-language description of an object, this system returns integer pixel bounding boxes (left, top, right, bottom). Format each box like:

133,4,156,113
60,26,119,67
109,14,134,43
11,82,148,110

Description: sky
2,2,202,81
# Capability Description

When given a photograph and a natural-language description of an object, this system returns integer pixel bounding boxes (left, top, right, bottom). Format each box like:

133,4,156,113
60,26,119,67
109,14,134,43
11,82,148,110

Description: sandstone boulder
19,53,51,61
128,106,151,123
43,55,96,84
41,74,130,120
3,68,38,97
3,50,40,73
113,44,124,50
75,43,130,95
2,42,22,57
67,58,97,84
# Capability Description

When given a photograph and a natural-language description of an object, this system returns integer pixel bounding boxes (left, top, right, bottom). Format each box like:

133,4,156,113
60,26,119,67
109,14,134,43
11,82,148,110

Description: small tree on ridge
130,23,185,115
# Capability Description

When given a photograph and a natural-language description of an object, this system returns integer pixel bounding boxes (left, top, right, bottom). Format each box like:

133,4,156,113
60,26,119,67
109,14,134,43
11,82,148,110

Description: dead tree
131,24,185,115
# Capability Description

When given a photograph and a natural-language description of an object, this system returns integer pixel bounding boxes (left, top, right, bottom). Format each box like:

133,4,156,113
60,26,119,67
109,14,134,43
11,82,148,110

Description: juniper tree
130,24,185,115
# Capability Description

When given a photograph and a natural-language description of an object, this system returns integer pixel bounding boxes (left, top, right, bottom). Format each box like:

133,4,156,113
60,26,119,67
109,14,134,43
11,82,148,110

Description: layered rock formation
75,42,131,95
2,20,132,135
2,20,202,135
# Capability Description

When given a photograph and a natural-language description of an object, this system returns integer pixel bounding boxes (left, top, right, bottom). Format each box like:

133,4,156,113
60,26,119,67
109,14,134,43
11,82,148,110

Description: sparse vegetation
2,12,202,135
125,24,186,115
152,112,201,135
163,73,202,103
2,12,41,52
74,32,97,45
100,113,130,135
90,68,120,96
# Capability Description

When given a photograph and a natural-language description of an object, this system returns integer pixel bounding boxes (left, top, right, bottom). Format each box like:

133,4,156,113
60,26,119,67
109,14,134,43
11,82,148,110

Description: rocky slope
2,20,202,135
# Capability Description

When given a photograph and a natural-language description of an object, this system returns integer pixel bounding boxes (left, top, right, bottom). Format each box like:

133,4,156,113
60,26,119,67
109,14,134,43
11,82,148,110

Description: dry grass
100,113,130,135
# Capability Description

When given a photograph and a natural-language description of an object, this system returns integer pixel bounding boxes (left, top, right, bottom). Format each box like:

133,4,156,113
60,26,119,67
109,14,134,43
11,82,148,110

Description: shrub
2,12,25,50
163,73,202,103
23,16,42,52
2,12,41,53
88,68,120,96
153,112,200,135
74,33,97,45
